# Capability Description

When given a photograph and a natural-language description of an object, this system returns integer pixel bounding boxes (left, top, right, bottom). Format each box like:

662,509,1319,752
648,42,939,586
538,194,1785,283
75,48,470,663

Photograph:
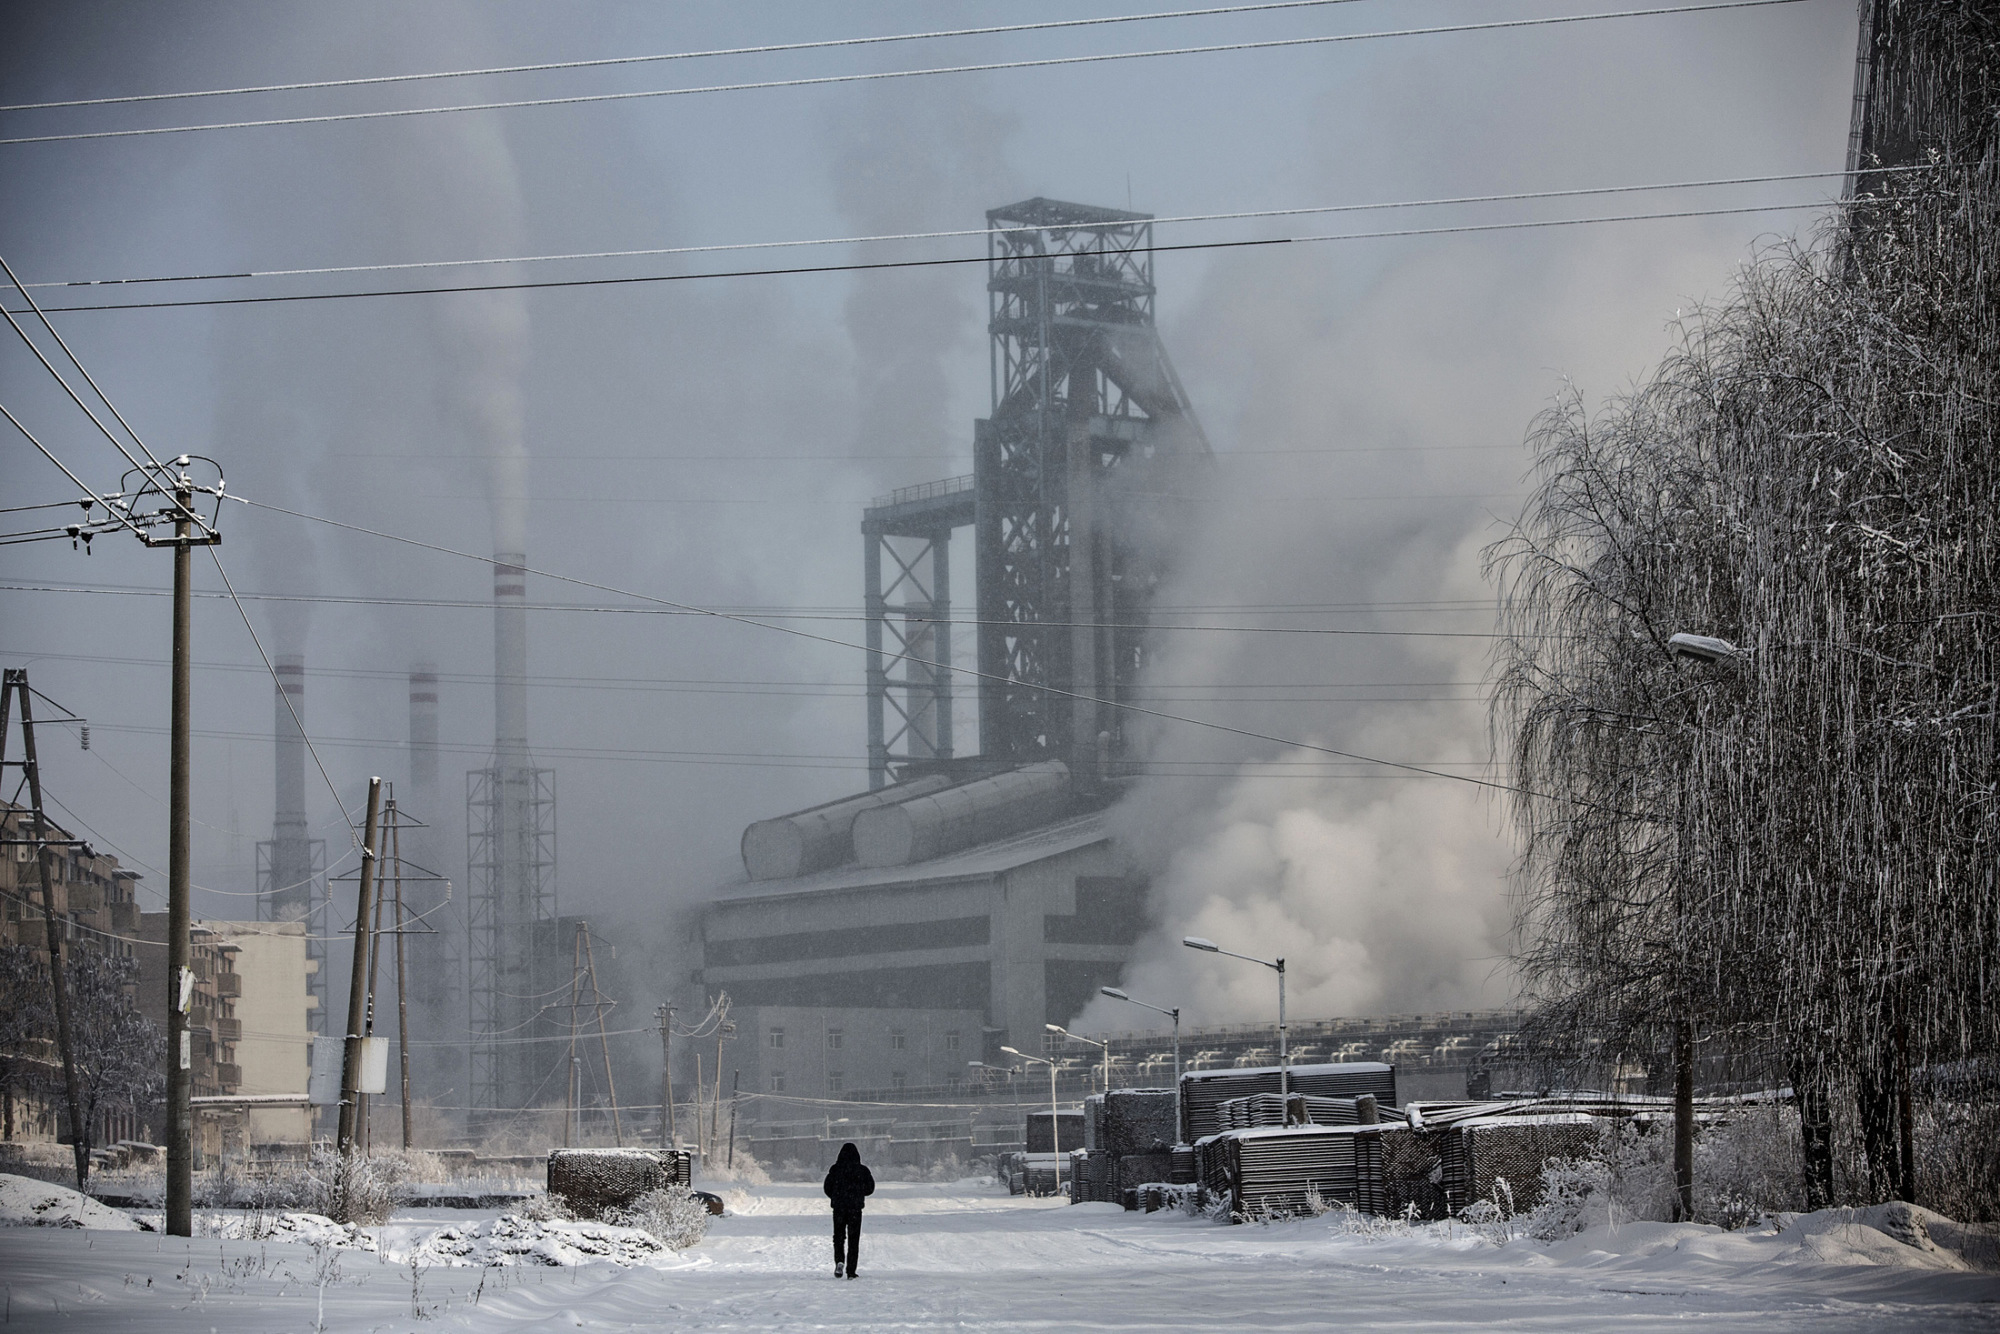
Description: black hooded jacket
823,1142,876,1212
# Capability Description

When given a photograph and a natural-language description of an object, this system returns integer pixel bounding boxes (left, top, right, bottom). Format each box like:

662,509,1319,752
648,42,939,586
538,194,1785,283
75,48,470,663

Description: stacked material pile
1434,1113,1597,1213
1181,1063,1397,1140
1214,1093,1388,1130
1196,1124,1391,1218
1067,1149,1121,1203
1065,1089,1182,1207
546,1148,693,1219
1100,1089,1178,1154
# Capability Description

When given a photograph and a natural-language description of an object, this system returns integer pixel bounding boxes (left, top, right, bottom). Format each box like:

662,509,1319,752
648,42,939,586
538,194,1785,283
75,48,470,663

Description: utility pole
565,923,583,1148
657,1005,675,1149
583,926,623,1146
165,478,196,1236
337,778,384,1152
360,795,393,1151
727,1069,739,1168
391,804,413,1150
0,673,89,1190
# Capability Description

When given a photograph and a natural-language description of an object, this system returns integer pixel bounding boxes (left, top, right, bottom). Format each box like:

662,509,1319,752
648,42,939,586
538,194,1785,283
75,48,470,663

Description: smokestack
493,553,528,766
409,662,439,793
273,655,306,842
268,654,311,922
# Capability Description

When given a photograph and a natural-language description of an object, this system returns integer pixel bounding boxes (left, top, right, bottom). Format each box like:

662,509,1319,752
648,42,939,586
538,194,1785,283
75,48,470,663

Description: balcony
214,1063,243,1090
215,1017,242,1042
215,973,242,998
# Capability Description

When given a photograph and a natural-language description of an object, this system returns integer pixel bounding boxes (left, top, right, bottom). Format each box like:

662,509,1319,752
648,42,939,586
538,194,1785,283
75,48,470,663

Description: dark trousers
832,1208,862,1274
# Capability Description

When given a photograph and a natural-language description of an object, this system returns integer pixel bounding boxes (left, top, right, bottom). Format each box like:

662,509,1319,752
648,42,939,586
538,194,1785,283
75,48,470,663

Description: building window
826,1027,844,1050
827,1072,843,1093
889,1029,907,1050
1043,1031,1064,1053
891,1072,906,1090
768,1027,785,1050
770,1071,786,1093
945,1030,960,1052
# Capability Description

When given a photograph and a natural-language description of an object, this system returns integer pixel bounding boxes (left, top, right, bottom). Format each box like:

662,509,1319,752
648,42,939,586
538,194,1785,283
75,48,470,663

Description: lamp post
1101,986,1182,1143
1663,628,1751,1223
1046,1023,1110,1094
1184,936,1287,1097
1001,1046,1063,1196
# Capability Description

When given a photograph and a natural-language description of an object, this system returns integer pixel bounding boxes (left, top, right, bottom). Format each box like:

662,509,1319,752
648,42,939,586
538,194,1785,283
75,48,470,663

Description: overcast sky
0,0,1857,1028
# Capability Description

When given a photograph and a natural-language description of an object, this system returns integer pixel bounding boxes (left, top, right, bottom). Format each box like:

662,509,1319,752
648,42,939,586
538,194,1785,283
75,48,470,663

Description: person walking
822,1141,875,1278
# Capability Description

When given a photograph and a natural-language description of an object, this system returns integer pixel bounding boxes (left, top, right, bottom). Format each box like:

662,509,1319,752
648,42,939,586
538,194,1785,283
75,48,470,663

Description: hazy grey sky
1,0,1857,1025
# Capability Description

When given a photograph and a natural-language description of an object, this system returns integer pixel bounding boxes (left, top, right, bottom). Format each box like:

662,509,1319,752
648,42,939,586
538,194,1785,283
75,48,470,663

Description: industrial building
696,198,1206,1095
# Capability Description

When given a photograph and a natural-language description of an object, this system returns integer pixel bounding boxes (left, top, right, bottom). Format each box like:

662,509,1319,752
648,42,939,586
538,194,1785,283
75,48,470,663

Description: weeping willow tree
1488,2,1998,1212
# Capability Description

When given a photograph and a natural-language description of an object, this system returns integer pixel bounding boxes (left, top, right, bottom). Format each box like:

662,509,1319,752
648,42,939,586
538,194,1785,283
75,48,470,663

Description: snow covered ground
0,1173,1993,1331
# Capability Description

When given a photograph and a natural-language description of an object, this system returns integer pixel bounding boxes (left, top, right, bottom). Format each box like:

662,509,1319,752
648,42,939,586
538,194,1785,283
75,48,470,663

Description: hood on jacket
835,1142,860,1166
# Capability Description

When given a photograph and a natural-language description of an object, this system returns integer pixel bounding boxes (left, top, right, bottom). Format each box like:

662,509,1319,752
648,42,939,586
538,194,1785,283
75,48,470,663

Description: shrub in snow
302,1146,405,1224
1916,1101,2000,1226
1525,1156,1611,1241
518,1191,574,1222
697,1149,770,1187
603,1187,711,1251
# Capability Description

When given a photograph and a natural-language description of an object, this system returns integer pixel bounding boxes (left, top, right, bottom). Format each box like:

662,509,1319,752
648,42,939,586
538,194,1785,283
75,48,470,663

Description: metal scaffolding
863,476,973,788
466,763,556,1116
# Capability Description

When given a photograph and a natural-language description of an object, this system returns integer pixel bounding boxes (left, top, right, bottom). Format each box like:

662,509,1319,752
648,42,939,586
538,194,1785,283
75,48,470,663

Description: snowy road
1,1178,1994,1331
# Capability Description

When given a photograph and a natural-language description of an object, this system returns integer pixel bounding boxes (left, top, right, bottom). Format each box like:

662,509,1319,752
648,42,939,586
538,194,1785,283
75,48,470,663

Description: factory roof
711,809,1112,905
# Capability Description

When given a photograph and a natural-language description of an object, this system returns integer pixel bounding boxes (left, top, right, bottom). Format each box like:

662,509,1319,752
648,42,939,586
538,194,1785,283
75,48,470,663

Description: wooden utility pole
336,778,384,1151
392,806,413,1150
0,673,89,1190
727,1069,739,1168
564,924,584,1148
165,480,195,1236
658,1005,675,1149
583,927,623,1146
360,795,393,1151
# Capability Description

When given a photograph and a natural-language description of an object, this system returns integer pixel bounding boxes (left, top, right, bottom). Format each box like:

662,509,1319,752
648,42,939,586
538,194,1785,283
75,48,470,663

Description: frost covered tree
1489,1,1997,1213
0,943,54,1141
64,949,162,1173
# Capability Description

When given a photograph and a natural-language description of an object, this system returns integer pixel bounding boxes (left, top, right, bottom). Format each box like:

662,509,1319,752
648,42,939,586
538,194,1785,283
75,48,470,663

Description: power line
0,0,1377,112
0,579,1525,638
72,717,1487,773
0,401,148,542
230,495,1516,795
1,647,1487,693
23,167,1905,292
0,0,1812,148
0,253,172,495
208,546,361,847
5,200,1836,315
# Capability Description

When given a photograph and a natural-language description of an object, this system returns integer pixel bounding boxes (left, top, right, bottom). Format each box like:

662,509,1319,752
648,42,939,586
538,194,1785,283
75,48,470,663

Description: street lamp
1001,1045,1063,1196
1184,935,1288,1096
1046,1023,1110,1094
1101,986,1182,1143
1661,626,1749,1223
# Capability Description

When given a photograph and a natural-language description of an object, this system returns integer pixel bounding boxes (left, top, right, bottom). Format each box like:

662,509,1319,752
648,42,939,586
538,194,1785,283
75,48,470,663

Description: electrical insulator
79,724,90,751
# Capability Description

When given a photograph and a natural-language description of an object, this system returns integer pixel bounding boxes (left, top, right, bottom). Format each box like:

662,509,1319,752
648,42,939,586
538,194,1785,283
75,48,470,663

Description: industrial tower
258,654,327,1032
863,198,1208,787
467,554,558,1119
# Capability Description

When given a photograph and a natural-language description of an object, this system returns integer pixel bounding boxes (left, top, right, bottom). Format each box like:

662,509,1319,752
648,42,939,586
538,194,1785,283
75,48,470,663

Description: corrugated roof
709,809,1112,905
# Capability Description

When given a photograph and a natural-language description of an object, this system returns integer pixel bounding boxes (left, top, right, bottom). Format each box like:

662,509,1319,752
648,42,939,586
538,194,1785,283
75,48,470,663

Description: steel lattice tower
974,198,1208,771
467,554,558,1119
862,198,1207,787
